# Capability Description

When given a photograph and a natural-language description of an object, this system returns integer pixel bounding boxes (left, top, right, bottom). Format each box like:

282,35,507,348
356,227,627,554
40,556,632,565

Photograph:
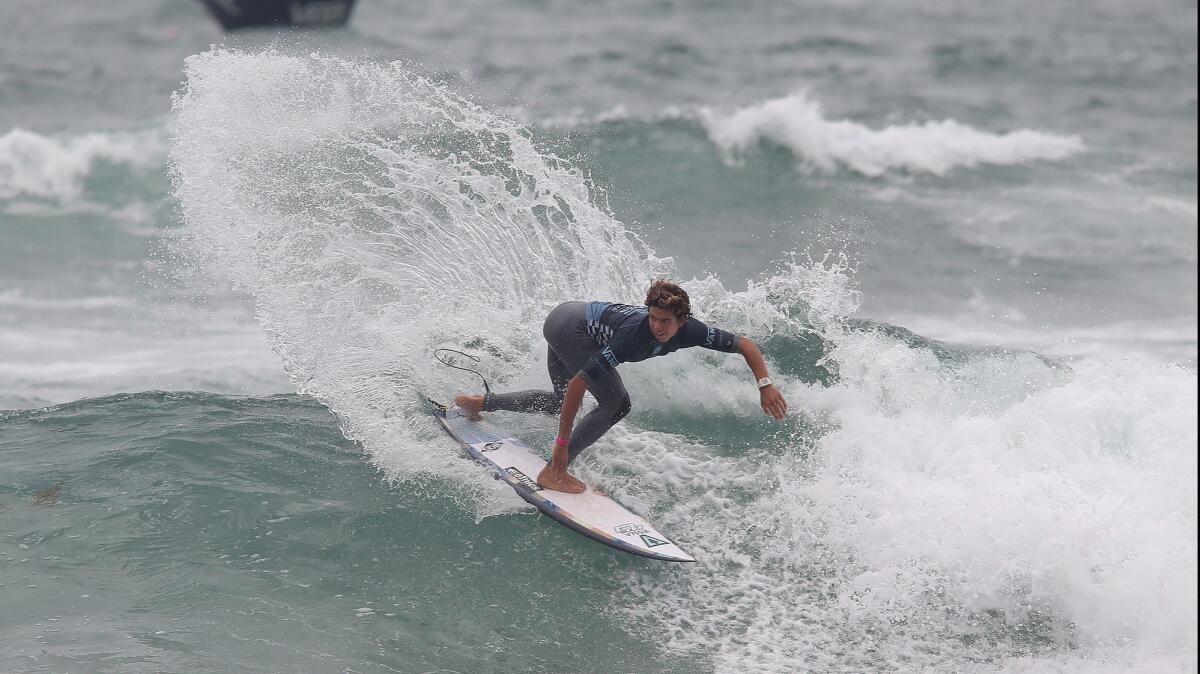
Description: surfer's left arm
736,337,788,420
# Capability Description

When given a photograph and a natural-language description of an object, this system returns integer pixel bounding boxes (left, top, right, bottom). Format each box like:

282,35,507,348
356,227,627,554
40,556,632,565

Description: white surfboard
429,398,695,562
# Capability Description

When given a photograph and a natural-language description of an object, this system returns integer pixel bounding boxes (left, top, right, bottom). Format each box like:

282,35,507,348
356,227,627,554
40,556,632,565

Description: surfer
455,280,788,493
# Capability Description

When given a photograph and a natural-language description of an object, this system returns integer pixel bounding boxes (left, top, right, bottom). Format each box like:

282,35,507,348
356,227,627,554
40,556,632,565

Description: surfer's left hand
760,386,788,421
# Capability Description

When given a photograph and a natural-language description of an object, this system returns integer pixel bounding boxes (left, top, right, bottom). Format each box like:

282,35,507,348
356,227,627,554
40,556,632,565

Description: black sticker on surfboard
504,467,543,492
640,534,669,548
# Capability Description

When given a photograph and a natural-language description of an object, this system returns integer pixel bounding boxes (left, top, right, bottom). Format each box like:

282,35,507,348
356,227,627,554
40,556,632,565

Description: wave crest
697,92,1085,176
0,127,165,201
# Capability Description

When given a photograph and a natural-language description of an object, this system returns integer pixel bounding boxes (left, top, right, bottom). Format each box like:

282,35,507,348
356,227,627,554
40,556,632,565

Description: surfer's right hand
537,444,586,493
537,466,586,493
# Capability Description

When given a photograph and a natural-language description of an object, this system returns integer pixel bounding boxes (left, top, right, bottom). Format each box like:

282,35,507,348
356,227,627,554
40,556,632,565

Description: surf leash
433,348,493,395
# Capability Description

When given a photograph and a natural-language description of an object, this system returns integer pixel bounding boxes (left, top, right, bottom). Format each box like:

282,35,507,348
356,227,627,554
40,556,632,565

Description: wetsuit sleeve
678,317,740,353
579,345,621,383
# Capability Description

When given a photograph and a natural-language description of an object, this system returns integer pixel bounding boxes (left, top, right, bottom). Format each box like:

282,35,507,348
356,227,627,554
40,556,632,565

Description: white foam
844,359,1189,665
608,265,1197,673
892,311,1198,367
1146,196,1199,220
0,289,134,310
538,104,632,129
696,92,1084,176
0,321,289,410
0,127,167,201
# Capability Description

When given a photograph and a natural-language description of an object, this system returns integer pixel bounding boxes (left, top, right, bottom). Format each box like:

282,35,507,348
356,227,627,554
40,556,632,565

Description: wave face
0,392,702,673
161,49,1199,673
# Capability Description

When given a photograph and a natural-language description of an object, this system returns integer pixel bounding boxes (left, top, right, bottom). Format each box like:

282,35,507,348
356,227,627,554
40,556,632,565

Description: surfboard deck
428,398,695,562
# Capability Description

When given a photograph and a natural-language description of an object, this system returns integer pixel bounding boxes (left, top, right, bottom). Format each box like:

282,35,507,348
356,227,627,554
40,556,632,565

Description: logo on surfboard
615,523,649,536
640,534,670,548
504,467,543,492
616,523,670,547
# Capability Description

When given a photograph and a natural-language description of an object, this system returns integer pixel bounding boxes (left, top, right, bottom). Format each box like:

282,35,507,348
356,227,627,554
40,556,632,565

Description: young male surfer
455,280,788,493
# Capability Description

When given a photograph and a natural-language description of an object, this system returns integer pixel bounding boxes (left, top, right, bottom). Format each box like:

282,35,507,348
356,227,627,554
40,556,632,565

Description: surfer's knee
611,395,631,424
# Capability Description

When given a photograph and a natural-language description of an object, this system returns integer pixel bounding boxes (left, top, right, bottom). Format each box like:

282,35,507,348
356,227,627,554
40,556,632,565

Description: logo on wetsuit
601,346,619,368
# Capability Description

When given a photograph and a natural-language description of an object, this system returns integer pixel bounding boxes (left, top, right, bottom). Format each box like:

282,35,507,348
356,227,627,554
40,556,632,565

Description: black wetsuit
482,301,740,461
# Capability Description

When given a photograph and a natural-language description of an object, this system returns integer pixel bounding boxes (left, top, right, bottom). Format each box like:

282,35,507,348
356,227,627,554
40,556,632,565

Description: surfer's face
647,306,685,342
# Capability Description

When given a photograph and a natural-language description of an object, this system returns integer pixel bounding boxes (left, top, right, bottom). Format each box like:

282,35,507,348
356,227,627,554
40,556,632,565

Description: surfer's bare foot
453,394,484,421
537,465,586,494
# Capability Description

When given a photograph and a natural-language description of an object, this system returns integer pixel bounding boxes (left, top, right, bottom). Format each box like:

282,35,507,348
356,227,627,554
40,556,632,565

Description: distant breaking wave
0,90,1083,206
536,93,1085,177
0,127,166,201
697,92,1085,175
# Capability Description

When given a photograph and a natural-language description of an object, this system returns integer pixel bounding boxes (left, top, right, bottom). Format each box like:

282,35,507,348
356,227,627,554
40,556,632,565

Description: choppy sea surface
1,1,1196,672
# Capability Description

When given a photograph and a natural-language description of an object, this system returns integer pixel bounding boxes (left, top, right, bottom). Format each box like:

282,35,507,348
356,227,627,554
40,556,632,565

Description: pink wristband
554,436,569,446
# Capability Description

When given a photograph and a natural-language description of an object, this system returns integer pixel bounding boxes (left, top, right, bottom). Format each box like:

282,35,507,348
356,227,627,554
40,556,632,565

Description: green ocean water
1,392,705,673
1,0,1197,672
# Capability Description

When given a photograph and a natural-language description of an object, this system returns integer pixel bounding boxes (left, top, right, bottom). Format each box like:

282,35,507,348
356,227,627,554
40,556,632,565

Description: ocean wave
535,93,1085,177
697,92,1085,176
0,390,705,672
890,311,1199,367
0,126,167,201
170,49,1194,672
0,320,287,411
0,289,134,310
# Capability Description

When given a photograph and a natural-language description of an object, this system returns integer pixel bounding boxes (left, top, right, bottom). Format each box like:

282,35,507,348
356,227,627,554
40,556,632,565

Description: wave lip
696,92,1085,176
170,47,668,487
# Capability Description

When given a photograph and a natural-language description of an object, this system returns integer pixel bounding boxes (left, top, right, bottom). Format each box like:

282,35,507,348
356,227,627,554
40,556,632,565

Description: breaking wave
171,49,1195,673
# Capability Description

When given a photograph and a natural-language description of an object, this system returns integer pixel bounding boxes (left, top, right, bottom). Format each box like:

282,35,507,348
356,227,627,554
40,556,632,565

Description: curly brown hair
644,280,691,320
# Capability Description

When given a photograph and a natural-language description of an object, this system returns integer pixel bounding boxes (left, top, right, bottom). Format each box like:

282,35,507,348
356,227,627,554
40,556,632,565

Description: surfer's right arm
554,374,589,459
535,374,589,493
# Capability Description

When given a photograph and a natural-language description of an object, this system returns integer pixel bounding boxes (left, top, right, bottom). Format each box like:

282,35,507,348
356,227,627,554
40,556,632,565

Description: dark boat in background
196,0,357,30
